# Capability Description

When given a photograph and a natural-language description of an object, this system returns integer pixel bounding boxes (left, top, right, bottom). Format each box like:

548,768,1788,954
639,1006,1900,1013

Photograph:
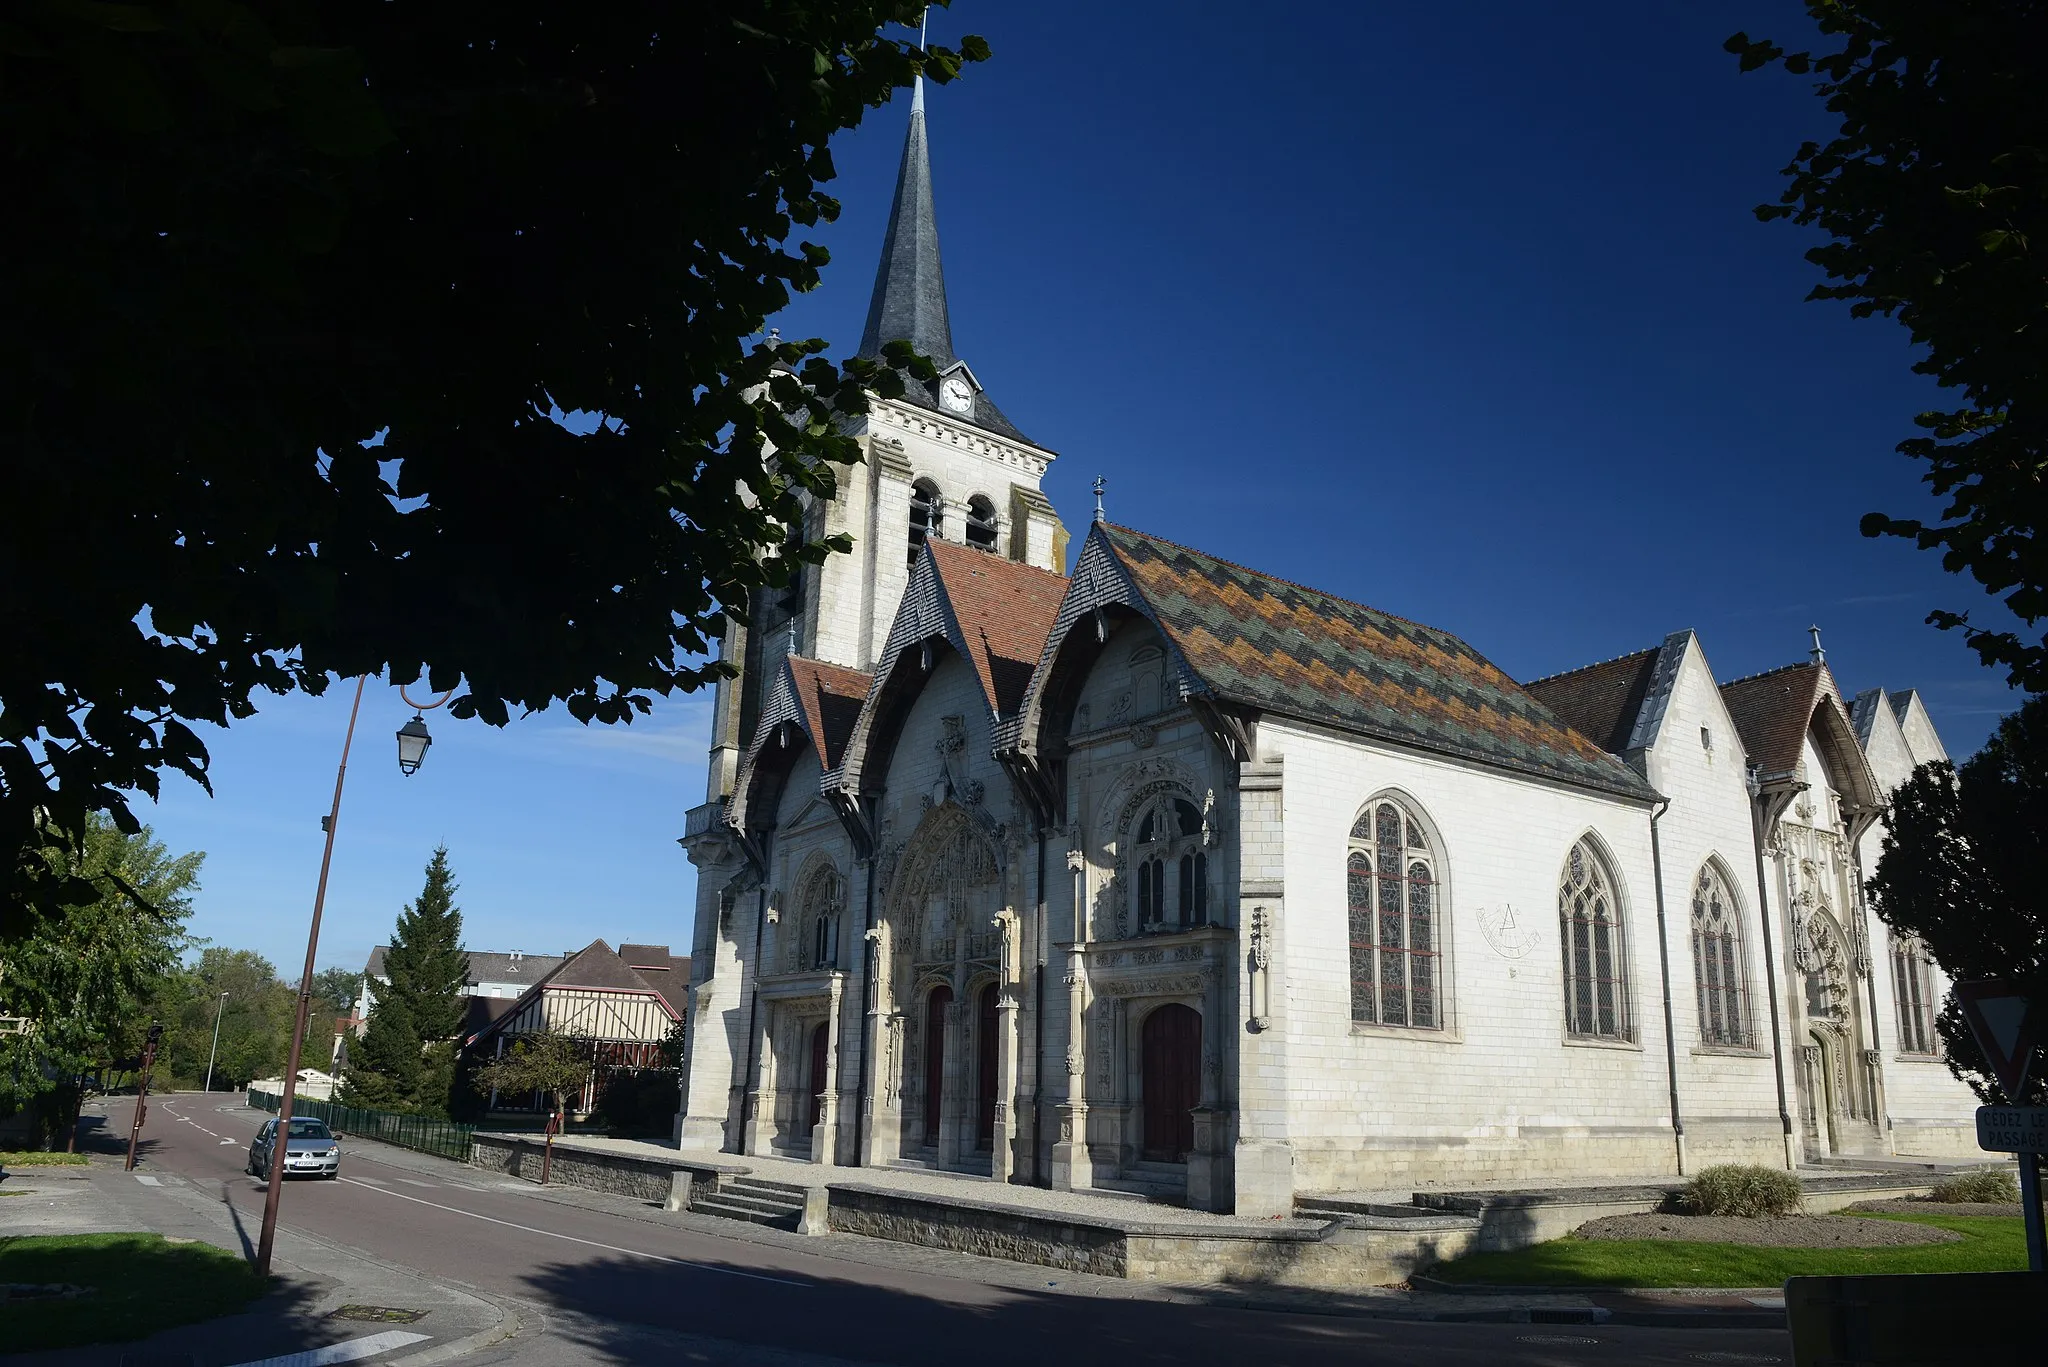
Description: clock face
939,375,975,413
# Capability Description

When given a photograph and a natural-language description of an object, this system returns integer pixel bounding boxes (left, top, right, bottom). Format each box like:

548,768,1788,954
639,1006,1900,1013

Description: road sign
1954,979,2041,1098
1976,1106,2048,1153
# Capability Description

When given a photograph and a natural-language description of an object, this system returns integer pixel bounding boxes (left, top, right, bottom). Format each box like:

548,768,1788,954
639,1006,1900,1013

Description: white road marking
348,1175,391,1186
222,1138,240,1145
395,1178,437,1189
336,1178,810,1286
134,1174,161,1186
223,1328,431,1366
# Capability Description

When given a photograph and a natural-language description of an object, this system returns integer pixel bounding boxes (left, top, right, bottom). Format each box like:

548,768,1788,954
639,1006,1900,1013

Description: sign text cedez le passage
1975,1105,2048,1153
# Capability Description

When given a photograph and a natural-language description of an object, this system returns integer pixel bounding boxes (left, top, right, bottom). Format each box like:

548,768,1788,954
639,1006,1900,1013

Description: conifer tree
342,846,467,1112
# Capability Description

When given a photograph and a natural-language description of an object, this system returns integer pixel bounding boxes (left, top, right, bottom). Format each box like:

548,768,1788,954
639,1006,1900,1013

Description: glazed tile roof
927,540,1069,716
1523,648,1662,754
1096,524,1659,802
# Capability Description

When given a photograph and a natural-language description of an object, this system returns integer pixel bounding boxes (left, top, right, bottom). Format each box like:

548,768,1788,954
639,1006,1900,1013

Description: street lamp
396,715,433,776
255,677,454,1278
203,991,230,1093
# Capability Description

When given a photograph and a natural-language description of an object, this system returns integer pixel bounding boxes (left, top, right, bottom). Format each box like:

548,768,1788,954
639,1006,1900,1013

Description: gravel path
1573,1212,1961,1248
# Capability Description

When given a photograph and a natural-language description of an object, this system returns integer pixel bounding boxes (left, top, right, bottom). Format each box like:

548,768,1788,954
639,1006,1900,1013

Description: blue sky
146,1,2025,979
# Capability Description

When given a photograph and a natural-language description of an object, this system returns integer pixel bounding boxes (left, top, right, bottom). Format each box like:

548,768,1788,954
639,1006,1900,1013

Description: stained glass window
1559,838,1630,1040
1690,864,1749,1047
1347,798,1442,1028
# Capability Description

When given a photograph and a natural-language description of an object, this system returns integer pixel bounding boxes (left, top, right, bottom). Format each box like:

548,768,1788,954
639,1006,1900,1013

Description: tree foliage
1728,3,2048,688
342,994,421,1112
311,967,364,1023
0,816,199,1146
162,948,297,1090
0,1,985,940
470,1030,594,1125
1865,695,2048,1103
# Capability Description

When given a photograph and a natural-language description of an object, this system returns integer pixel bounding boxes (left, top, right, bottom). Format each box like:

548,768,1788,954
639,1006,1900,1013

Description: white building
675,81,1978,1215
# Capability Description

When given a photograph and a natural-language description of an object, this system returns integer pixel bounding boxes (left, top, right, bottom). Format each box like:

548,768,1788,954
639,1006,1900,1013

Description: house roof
1523,648,1663,755
467,940,689,1044
925,540,1070,716
363,947,563,987
1719,661,1880,807
1075,523,1659,803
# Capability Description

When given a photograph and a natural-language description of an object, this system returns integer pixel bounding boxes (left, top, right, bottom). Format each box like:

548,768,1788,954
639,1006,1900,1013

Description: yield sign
1954,978,2042,1098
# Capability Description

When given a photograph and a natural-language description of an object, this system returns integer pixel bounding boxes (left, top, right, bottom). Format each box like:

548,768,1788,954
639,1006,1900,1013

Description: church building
675,81,1978,1216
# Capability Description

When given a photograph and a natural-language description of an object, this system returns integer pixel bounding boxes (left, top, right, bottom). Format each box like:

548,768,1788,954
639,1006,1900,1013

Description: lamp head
396,714,433,776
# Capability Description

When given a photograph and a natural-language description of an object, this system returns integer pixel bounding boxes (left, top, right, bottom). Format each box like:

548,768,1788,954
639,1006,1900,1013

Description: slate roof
1094,524,1659,802
1523,648,1663,755
853,81,1034,446
926,540,1070,716
363,947,563,988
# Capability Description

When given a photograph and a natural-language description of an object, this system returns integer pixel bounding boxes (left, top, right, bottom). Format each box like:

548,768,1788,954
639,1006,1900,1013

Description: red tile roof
786,657,872,769
1523,648,1662,754
927,540,1068,716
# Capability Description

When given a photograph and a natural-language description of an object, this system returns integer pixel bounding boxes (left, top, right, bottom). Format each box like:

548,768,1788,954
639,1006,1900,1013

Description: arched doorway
922,986,952,1148
975,983,999,1150
805,1022,829,1137
1140,1003,1201,1163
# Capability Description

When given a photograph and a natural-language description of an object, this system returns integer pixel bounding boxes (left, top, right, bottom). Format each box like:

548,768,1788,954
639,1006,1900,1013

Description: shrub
1679,1164,1805,1218
1929,1167,2019,1204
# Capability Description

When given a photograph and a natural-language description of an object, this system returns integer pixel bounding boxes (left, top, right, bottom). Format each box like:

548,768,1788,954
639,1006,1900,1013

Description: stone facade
673,89,1980,1218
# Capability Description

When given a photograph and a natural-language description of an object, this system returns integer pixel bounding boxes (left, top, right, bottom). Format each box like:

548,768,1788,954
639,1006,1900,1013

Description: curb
1408,1272,1786,1329
386,1300,524,1367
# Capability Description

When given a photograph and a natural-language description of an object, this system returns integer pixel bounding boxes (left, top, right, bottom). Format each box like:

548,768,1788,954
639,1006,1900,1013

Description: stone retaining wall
470,1133,738,1204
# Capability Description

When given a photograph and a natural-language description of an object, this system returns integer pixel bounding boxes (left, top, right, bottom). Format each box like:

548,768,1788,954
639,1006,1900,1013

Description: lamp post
253,677,450,1278
203,991,230,1093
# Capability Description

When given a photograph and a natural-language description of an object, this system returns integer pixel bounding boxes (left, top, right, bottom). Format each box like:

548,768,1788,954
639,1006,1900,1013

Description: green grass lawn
1424,1213,2029,1288
0,1151,90,1167
0,1233,269,1352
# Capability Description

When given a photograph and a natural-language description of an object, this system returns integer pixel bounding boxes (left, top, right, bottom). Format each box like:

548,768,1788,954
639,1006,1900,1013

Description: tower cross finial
913,7,928,113
1808,625,1825,665
1092,476,1106,524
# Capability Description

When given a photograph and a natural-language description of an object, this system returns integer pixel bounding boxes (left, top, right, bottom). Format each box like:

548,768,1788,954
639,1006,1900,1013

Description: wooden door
1140,1003,1201,1162
975,983,999,1150
922,986,951,1147
806,1021,829,1136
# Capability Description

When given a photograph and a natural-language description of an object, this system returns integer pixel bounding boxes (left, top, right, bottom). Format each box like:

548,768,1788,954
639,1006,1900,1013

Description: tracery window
1346,798,1440,1028
1690,862,1751,1048
1891,935,1938,1055
795,863,844,971
965,495,999,552
908,479,942,565
1559,838,1630,1040
1131,795,1207,932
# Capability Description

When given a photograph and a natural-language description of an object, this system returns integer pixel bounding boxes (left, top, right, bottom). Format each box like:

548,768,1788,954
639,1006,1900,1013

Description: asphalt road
114,1094,1796,1367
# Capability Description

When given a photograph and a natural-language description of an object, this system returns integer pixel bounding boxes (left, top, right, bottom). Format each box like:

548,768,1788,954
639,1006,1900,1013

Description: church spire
857,74,956,366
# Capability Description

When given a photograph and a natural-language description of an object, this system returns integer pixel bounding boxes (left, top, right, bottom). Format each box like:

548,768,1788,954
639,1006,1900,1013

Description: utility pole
124,1024,163,1172
203,991,230,1093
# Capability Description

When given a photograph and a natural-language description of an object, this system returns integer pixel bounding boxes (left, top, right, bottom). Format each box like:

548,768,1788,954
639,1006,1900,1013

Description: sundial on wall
1479,903,1537,960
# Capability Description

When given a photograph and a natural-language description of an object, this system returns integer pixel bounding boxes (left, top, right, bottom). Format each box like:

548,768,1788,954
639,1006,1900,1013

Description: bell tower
699,75,1067,804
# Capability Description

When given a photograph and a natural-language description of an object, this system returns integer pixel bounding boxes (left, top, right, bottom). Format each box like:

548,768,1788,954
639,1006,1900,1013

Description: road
115,1094,1794,1367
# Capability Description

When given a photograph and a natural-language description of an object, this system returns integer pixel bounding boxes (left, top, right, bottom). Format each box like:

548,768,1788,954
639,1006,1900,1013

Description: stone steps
692,1176,808,1230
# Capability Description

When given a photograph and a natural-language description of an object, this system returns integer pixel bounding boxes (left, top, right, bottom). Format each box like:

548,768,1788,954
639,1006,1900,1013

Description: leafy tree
1728,4,2048,689
164,949,297,1090
0,816,199,1148
342,995,422,1112
471,1030,596,1183
311,967,365,1023
1,2,984,943
1865,695,2048,1104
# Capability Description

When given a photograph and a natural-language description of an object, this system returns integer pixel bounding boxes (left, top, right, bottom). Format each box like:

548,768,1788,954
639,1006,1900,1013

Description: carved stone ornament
937,715,967,754
960,779,986,807
1130,721,1156,749
1066,1045,1086,1075
1066,847,1087,874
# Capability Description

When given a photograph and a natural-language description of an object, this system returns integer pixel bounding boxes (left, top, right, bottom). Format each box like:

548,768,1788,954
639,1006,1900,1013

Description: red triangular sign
1954,978,2041,1097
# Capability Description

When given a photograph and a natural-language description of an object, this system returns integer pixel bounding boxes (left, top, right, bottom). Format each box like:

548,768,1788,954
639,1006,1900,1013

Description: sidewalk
0,1118,516,1366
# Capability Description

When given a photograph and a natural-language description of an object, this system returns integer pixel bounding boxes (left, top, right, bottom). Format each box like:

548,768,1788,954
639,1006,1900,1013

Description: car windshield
286,1119,332,1139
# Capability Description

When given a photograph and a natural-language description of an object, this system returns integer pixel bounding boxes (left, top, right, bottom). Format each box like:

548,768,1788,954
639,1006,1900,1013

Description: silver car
247,1116,341,1180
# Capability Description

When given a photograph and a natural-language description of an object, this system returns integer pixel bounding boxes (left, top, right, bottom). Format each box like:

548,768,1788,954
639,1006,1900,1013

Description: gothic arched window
796,863,844,971
1559,838,1630,1040
1131,794,1208,933
908,479,942,565
1891,935,1937,1055
965,495,999,552
1346,797,1441,1028
1691,862,1751,1048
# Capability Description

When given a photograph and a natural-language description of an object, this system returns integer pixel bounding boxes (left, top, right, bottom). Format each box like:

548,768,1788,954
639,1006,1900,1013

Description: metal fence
246,1087,475,1163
